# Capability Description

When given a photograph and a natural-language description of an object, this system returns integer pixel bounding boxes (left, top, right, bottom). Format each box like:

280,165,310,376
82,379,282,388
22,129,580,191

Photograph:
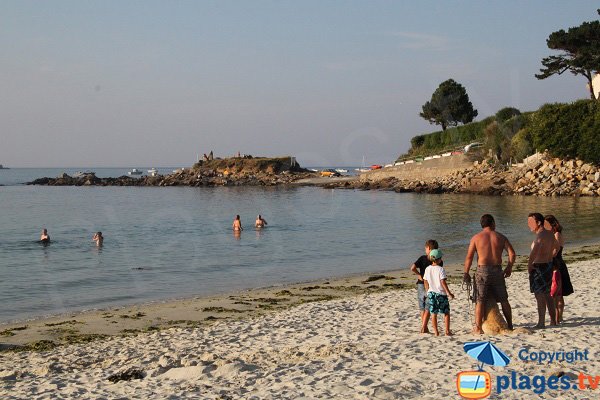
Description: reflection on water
1,185,600,322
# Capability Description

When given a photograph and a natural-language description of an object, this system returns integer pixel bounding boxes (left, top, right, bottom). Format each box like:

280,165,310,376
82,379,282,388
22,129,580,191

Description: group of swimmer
40,229,103,246
410,212,573,336
38,210,574,337
39,214,266,246
232,214,268,232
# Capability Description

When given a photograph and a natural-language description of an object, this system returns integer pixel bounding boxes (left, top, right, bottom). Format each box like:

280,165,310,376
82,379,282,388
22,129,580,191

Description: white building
592,73,600,100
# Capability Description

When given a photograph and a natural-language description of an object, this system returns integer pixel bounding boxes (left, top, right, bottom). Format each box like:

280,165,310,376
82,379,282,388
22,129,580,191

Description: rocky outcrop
322,153,600,197
511,157,600,196
28,157,316,187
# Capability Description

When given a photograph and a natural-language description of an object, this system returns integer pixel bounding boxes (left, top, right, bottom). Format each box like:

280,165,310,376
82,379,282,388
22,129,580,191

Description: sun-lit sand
1,257,598,399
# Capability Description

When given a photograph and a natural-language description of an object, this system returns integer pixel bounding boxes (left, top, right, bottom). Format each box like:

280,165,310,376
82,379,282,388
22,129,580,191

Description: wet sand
1,245,599,398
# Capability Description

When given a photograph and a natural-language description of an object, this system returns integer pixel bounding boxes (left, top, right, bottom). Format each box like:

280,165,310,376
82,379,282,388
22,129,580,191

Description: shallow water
2,169,600,322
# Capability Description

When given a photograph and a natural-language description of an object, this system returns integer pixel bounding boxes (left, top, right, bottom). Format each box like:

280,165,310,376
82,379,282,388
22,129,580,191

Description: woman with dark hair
544,215,574,323
232,215,243,232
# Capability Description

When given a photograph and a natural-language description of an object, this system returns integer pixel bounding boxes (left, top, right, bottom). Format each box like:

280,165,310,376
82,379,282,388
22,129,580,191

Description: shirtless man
232,215,243,232
464,214,515,334
255,215,267,228
40,229,50,243
528,212,560,328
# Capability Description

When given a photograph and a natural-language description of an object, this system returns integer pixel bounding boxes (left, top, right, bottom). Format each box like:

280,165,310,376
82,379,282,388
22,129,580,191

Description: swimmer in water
255,214,268,228
40,229,50,243
232,215,243,232
92,232,104,246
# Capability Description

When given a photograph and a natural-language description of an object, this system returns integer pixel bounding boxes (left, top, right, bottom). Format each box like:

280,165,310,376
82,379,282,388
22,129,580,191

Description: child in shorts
410,239,439,333
422,249,455,336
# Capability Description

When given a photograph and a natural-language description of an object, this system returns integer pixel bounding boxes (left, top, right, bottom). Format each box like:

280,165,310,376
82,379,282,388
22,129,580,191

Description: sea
2,167,600,323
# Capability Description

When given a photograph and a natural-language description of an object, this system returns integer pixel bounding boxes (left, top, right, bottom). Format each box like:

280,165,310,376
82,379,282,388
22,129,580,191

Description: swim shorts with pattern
475,265,509,303
529,262,553,294
428,292,450,315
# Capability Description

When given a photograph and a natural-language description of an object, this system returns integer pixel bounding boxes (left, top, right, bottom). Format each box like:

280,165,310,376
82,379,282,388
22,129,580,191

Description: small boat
355,156,370,173
308,168,319,172
128,168,143,175
335,168,348,173
148,168,159,176
0,164,8,169
370,164,382,170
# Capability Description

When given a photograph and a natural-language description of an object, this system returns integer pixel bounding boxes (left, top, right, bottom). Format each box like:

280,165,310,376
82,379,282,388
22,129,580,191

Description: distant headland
27,156,317,187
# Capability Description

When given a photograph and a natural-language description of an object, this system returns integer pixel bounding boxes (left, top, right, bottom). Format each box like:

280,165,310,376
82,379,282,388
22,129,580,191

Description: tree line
408,10,599,164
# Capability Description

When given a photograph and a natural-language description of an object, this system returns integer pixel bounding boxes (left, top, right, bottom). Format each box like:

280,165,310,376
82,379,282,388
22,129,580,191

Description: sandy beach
1,247,599,399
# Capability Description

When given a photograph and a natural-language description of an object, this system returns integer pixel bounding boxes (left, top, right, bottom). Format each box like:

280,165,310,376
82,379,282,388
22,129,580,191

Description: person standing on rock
527,212,560,328
464,214,515,334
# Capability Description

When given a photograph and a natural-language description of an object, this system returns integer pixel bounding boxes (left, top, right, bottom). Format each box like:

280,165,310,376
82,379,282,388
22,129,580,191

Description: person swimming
92,232,104,246
40,229,50,244
255,214,268,228
232,215,243,232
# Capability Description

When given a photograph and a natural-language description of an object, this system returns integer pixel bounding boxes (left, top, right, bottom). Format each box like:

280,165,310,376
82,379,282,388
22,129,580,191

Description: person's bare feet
472,328,484,334
421,328,430,334
434,331,440,336
445,331,453,336
532,324,545,329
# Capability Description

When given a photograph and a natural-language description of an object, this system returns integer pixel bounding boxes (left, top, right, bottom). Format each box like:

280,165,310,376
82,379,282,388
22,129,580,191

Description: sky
1,1,598,168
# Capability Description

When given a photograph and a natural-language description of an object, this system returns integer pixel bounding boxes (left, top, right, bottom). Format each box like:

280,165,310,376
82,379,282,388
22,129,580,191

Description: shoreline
2,242,599,350
1,252,598,398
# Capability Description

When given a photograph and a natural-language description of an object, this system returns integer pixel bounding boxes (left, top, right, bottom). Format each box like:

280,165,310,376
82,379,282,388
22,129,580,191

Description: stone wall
360,154,476,182
327,152,600,197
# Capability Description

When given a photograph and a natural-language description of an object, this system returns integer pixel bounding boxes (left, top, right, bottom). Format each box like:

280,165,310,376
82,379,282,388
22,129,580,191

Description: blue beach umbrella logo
456,341,510,399
464,341,511,369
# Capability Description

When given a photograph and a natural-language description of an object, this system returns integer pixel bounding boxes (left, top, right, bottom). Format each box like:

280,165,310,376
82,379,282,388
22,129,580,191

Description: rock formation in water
28,157,315,187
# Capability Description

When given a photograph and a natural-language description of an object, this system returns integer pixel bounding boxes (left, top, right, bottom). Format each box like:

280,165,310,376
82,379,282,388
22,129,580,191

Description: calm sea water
2,168,600,322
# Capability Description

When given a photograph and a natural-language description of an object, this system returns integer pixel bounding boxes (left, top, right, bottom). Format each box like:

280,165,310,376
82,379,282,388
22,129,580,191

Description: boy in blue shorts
410,239,439,333
422,249,455,336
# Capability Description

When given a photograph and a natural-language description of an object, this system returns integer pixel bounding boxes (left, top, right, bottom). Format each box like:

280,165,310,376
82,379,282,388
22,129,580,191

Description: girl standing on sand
544,215,574,323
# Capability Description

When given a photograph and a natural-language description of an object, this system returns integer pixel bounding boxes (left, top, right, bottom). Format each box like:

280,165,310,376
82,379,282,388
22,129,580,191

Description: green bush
402,116,494,160
510,129,533,161
525,100,600,164
495,107,521,122
400,102,599,164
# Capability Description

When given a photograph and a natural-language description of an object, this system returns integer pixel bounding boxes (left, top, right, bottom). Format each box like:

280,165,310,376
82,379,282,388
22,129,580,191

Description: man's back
473,229,507,265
